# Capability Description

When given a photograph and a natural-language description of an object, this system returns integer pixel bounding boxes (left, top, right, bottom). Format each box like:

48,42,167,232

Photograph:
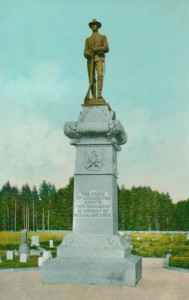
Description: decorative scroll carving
119,236,128,248
61,234,74,248
108,235,119,248
107,120,127,146
108,235,128,249
64,108,127,147
64,122,80,144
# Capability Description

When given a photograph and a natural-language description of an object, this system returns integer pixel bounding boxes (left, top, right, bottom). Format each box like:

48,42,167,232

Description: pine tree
21,184,32,230
57,177,73,230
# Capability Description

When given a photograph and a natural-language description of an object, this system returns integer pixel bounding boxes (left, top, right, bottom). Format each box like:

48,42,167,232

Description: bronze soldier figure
84,19,109,99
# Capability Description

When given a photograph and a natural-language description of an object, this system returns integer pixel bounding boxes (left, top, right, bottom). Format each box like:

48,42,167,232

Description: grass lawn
0,231,188,269
0,231,69,269
130,233,189,258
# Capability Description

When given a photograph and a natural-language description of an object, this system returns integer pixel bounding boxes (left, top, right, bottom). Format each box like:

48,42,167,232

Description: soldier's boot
97,76,103,98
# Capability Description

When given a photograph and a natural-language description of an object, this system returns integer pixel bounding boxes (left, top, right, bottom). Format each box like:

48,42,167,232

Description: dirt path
0,258,188,300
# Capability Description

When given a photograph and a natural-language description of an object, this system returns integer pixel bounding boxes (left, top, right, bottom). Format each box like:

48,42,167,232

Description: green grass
0,231,69,246
0,231,188,269
0,255,38,268
129,233,189,258
127,233,189,269
169,256,189,269
0,231,69,269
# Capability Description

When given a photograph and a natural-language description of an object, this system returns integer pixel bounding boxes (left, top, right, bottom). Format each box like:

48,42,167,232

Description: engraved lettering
74,190,112,218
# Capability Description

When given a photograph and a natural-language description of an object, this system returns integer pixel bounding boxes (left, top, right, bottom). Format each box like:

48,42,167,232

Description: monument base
19,243,29,255
42,255,142,286
83,97,109,107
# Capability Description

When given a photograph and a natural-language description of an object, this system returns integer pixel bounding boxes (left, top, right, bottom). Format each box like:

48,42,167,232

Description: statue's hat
89,19,102,29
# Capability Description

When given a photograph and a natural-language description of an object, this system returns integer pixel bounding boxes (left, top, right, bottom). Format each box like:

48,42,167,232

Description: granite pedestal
42,103,142,286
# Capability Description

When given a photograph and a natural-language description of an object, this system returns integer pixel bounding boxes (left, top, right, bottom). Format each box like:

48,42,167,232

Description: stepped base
42,255,142,286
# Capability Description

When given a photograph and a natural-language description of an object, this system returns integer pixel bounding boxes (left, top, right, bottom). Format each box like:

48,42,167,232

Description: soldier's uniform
84,20,109,99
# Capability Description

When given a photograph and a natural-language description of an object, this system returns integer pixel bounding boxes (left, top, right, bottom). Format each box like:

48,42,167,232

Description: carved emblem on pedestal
83,148,104,171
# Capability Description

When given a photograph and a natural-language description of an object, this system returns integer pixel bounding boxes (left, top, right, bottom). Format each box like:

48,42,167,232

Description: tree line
0,178,188,231
118,185,189,231
0,179,73,232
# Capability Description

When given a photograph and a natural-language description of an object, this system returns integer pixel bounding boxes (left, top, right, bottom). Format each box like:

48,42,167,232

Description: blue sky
0,0,188,202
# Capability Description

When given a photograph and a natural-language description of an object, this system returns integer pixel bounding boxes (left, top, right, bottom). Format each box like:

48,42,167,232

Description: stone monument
31,235,40,247
19,229,29,255
6,251,14,260
20,253,28,263
42,19,142,286
49,240,54,248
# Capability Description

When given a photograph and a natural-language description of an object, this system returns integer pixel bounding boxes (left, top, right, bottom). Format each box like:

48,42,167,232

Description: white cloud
0,62,76,189
118,106,189,202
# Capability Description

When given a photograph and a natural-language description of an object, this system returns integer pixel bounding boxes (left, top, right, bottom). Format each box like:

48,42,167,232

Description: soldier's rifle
84,54,94,102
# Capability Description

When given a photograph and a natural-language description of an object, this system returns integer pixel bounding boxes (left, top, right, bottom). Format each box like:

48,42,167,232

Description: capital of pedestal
64,106,127,149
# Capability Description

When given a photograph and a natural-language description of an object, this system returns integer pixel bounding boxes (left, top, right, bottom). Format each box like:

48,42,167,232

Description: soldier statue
84,19,109,100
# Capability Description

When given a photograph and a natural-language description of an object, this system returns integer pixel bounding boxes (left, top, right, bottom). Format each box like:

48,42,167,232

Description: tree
174,199,189,230
11,186,20,231
0,179,187,232
39,181,57,230
118,186,176,231
31,186,39,231
21,184,32,230
118,185,131,230
57,177,74,230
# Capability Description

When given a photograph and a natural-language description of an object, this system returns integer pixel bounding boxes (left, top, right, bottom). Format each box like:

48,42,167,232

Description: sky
0,0,188,202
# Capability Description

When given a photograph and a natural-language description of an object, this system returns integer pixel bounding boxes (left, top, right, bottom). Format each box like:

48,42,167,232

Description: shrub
132,246,168,257
169,256,189,269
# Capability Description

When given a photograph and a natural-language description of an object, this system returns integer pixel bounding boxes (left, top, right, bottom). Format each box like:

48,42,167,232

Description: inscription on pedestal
74,190,112,218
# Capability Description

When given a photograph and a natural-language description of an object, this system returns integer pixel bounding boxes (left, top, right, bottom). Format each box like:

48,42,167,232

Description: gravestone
20,253,28,263
31,236,40,246
14,249,19,256
38,257,46,267
49,240,54,248
6,251,13,260
42,105,142,286
22,229,27,243
30,249,42,256
43,251,52,261
164,253,171,267
38,247,46,252
19,229,29,255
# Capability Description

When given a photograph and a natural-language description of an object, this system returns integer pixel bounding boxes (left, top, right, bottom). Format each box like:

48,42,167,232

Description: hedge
169,256,189,269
